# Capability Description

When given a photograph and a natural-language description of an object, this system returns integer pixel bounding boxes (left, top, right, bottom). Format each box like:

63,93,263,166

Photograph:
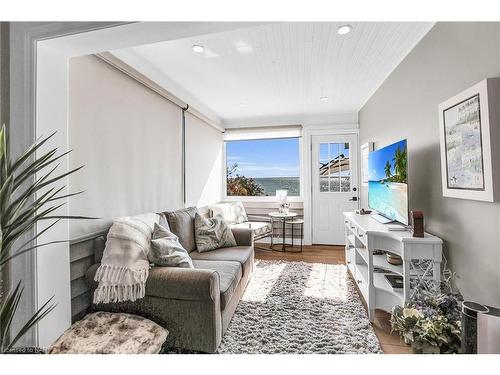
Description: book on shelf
384,274,403,291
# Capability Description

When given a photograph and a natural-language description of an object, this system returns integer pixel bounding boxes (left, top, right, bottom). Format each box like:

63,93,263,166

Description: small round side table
268,211,297,252
286,218,304,253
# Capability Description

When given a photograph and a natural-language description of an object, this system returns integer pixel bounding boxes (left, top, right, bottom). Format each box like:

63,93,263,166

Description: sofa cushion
194,213,237,253
164,207,198,252
229,221,272,238
189,246,253,278
192,260,242,310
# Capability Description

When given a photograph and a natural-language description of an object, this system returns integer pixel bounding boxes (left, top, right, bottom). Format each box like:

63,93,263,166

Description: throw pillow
149,223,194,268
194,213,237,253
163,207,198,252
231,202,248,224
209,203,235,223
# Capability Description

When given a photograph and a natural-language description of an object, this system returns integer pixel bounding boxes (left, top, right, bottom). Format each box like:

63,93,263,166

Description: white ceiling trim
223,111,359,128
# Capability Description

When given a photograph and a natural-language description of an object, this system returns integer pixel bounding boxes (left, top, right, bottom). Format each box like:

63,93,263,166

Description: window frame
222,136,304,202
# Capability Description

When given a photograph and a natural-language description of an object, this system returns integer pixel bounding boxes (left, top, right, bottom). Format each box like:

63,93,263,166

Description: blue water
368,181,408,224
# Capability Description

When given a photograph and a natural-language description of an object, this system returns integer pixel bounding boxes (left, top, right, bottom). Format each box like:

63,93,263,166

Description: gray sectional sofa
85,207,254,353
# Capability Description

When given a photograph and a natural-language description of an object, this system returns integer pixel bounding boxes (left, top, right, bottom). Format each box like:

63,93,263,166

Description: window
319,142,351,192
225,137,300,197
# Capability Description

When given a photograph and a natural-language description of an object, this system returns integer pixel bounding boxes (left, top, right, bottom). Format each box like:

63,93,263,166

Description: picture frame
360,142,374,187
438,78,500,202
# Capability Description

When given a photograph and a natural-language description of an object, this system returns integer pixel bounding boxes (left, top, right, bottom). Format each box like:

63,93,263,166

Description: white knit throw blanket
93,216,156,304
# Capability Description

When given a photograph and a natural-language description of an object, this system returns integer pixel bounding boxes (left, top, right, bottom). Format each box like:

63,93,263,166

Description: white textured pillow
231,202,248,224
209,202,248,224
210,203,236,223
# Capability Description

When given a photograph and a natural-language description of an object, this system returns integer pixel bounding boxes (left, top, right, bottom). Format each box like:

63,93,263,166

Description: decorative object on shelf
390,270,463,354
356,208,372,215
438,78,500,202
410,210,424,238
276,189,290,214
386,253,403,265
385,274,403,290
360,142,374,187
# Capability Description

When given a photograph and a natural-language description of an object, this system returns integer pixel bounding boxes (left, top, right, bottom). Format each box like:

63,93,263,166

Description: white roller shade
68,55,184,239
224,125,302,141
185,112,224,207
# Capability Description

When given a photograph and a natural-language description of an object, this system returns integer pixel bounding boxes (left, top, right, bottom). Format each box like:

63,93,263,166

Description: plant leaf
9,131,56,174
5,297,56,352
0,282,23,352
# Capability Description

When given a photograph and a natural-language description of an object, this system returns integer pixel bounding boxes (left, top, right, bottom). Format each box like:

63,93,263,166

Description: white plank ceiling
111,22,434,127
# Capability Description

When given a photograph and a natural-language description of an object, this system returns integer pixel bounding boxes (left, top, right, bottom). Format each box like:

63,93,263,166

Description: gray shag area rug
167,259,382,354
216,260,382,354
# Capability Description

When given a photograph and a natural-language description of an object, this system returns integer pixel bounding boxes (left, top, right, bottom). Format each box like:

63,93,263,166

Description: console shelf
343,211,443,322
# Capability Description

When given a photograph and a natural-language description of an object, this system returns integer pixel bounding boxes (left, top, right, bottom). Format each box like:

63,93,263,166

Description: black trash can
461,301,490,354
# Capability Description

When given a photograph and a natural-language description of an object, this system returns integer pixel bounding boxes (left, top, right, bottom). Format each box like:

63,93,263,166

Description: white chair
209,202,273,249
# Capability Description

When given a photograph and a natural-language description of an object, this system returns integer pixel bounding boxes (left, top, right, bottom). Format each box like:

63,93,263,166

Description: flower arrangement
390,271,462,354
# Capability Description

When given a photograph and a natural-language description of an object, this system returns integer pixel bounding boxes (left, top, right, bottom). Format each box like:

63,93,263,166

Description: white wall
35,44,72,348
68,54,184,239
359,22,500,306
185,112,223,207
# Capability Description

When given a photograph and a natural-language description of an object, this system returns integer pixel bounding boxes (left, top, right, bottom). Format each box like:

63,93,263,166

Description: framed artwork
360,142,374,187
438,78,500,202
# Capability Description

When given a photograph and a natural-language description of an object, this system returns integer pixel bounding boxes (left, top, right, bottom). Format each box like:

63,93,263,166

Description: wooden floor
254,243,412,354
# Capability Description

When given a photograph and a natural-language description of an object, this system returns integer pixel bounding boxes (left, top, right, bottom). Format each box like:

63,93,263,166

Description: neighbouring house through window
225,137,301,197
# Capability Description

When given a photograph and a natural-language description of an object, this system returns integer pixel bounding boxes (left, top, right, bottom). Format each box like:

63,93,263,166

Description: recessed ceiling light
337,25,352,35
192,44,204,53
239,103,247,107
320,96,329,102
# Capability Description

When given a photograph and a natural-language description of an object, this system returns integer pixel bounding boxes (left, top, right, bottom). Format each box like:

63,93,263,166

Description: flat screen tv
368,139,409,225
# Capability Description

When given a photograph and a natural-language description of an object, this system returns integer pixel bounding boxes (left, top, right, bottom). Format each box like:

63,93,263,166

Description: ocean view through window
226,137,300,196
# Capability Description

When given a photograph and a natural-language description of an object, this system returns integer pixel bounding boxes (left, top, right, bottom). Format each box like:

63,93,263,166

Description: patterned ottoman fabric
49,312,168,354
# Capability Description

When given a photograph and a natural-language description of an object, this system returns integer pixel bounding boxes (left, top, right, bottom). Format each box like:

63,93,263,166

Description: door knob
349,197,358,201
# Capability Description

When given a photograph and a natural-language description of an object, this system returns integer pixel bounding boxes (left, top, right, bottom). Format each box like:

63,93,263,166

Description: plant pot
411,342,441,354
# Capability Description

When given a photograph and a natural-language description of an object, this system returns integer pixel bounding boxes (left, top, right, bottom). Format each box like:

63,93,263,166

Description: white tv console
343,211,443,322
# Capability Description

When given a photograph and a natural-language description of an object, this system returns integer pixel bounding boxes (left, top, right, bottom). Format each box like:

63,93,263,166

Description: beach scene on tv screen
368,139,408,224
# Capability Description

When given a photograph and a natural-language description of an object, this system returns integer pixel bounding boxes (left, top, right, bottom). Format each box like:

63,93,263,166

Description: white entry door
312,134,359,245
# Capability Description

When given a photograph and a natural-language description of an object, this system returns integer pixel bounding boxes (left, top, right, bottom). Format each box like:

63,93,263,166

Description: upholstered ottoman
49,312,168,354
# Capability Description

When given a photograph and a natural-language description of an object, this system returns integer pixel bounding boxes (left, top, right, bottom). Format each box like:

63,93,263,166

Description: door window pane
339,143,351,192
318,141,352,193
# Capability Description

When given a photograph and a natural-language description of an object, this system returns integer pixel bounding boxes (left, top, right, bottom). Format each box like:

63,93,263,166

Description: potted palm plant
0,124,88,353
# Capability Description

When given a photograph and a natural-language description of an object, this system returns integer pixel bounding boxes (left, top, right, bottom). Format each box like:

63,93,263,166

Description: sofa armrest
246,214,271,222
147,267,220,302
231,227,254,246
86,263,220,302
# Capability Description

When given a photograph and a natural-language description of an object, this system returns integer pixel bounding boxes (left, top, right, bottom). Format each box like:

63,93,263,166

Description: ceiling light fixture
320,96,329,102
239,103,247,107
337,24,352,35
192,44,204,53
